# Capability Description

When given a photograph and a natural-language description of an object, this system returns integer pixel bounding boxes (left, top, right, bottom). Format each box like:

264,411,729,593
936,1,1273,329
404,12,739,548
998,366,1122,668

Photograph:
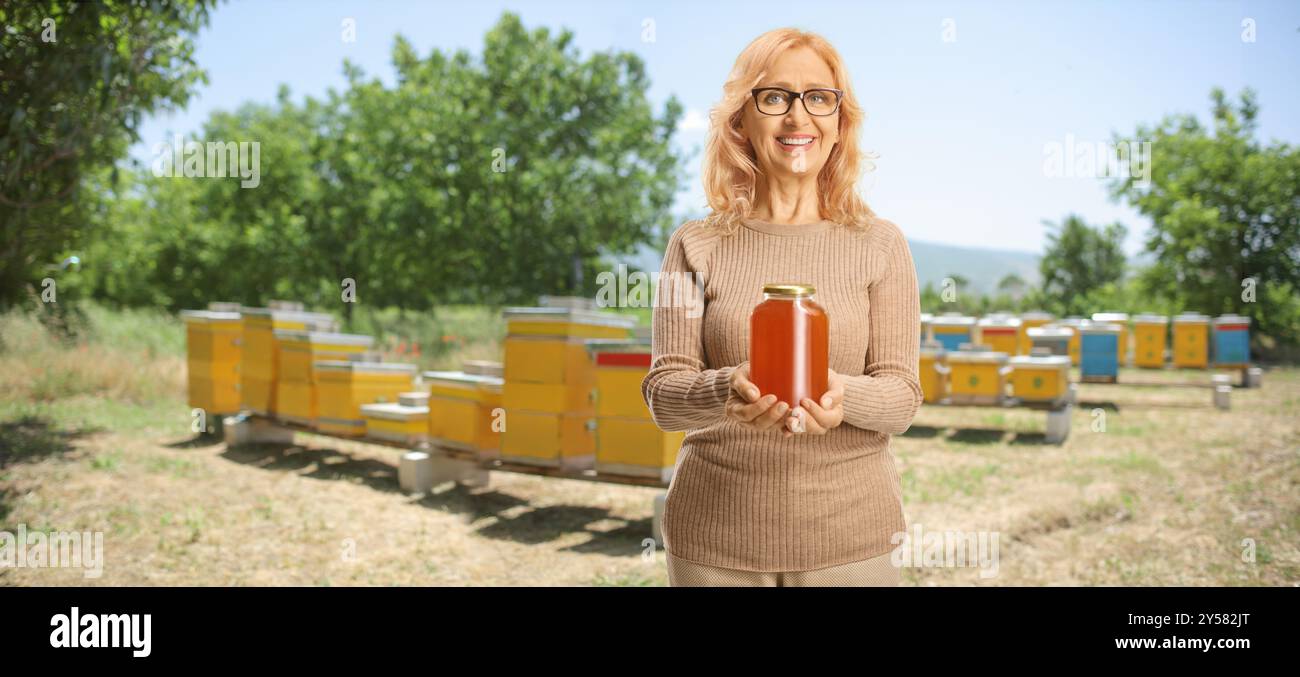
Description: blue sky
133,0,1300,256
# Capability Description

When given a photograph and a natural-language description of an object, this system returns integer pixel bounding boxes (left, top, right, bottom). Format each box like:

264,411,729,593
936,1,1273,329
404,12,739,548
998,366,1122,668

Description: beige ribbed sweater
641,215,922,572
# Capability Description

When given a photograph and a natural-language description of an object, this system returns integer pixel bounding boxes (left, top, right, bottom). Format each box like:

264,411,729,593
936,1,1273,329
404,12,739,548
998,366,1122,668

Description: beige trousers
666,550,901,587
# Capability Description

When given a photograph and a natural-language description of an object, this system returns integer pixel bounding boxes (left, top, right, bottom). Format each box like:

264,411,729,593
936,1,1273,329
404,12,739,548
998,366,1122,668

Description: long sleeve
840,227,923,434
640,223,738,432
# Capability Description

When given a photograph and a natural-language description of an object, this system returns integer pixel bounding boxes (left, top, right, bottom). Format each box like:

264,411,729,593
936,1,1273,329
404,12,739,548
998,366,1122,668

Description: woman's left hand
785,369,845,436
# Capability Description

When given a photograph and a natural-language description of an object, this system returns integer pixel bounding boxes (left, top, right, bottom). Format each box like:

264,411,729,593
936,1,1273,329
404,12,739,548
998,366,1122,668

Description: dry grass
2,309,1297,586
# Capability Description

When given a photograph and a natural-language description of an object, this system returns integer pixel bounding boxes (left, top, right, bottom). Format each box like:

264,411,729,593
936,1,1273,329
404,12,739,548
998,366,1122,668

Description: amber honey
749,283,828,407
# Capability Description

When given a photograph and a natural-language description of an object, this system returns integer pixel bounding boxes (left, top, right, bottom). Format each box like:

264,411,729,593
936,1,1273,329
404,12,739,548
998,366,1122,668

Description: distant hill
908,239,1040,295
613,236,1041,296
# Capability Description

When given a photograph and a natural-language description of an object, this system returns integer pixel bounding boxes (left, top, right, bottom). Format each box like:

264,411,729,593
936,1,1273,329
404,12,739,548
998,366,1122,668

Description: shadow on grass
0,415,97,468
947,428,1008,445
219,442,400,494
164,434,225,449
219,439,658,557
0,415,100,526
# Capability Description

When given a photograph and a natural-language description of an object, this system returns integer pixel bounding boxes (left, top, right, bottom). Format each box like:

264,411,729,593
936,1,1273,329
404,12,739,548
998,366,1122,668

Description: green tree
87,12,685,315
1038,214,1127,316
0,0,216,306
1110,88,1300,346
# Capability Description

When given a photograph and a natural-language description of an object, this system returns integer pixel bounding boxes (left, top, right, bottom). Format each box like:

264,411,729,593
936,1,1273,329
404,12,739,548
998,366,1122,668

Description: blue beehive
1080,322,1122,382
1212,315,1251,367
930,313,975,352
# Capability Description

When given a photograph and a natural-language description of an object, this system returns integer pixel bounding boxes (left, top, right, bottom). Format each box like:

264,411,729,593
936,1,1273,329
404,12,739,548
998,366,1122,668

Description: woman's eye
764,92,786,104
809,93,826,104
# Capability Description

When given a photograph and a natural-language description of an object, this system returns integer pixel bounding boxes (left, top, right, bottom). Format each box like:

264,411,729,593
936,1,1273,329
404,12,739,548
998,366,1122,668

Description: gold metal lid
762,283,816,297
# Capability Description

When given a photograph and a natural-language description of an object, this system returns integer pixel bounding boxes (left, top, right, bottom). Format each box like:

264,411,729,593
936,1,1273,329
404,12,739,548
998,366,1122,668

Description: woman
641,28,921,587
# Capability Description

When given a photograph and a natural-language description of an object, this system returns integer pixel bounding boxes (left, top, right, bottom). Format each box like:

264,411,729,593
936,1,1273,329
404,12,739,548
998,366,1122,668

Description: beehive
1027,325,1072,358
1132,314,1168,368
947,349,1010,405
181,310,243,416
593,417,683,484
1018,311,1055,355
1080,322,1122,383
977,315,1021,355
1092,312,1131,367
315,361,417,436
362,402,430,446
1008,355,1071,406
1172,313,1210,369
499,317,638,468
590,346,653,419
502,307,636,339
1212,315,1251,368
918,342,950,404
275,330,374,384
239,307,336,415
1055,318,1090,365
500,410,595,469
930,314,976,351
272,331,374,427
423,371,505,457
586,348,682,482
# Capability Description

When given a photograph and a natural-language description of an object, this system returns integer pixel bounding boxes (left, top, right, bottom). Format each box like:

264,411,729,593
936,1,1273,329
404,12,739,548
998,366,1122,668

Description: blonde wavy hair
702,28,877,234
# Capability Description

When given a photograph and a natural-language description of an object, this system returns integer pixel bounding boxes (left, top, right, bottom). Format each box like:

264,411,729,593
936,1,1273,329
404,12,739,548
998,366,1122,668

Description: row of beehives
180,301,681,483
923,311,1252,378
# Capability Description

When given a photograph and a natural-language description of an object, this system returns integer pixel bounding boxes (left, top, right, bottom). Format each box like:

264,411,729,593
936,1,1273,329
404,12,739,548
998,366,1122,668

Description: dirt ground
2,366,1297,586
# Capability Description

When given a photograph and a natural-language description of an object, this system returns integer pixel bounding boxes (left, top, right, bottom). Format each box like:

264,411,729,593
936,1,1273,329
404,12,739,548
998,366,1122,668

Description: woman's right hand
726,363,790,432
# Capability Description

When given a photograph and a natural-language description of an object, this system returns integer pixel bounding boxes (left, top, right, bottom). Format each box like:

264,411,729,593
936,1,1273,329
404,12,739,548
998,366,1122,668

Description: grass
1,303,1297,586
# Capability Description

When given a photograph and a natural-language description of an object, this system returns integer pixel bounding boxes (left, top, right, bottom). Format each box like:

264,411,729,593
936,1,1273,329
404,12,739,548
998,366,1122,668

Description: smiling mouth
775,135,816,152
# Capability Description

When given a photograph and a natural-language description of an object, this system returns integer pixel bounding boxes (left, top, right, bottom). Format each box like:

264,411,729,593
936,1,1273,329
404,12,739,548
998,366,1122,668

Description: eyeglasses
750,87,843,116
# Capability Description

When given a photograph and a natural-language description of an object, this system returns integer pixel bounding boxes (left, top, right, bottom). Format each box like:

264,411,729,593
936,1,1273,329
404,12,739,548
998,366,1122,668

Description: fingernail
776,402,788,414
822,396,832,408
748,388,759,400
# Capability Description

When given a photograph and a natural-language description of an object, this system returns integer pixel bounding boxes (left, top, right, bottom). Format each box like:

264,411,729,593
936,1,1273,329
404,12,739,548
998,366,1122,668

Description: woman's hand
726,363,790,432
787,369,845,435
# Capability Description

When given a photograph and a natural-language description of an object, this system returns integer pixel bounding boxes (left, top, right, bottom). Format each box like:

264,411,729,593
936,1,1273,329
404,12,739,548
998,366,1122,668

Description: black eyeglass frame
749,87,845,117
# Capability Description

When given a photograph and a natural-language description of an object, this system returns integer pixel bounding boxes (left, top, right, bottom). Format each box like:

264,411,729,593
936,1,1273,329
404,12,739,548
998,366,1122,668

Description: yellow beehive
504,336,597,384
977,315,1021,355
594,417,683,483
1172,312,1210,368
1054,318,1090,365
1008,355,1071,406
947,349,1010,405
181,310,243,416
423,371,505,456
314,361,417,436
918,342,950,404
1018,311,1055,355
1092,312,1131,366
275,380,316,426
275,330,374,384
502,307,636,339
239,307,336,414
500,410,595,469
362,402,430,446
591,348,653,418
1131,314,1168,368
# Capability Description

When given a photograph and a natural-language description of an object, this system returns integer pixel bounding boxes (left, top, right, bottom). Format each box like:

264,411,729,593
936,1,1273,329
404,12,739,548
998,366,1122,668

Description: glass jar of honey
749,283,828,407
